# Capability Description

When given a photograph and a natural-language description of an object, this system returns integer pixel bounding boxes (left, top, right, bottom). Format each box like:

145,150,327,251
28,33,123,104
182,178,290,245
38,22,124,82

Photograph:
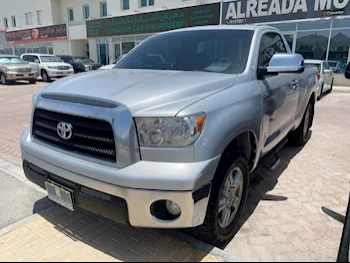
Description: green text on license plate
45,180,75,211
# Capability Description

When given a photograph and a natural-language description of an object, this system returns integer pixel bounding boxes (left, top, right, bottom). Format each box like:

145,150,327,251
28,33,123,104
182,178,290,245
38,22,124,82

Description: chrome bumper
21,128,218,228
6,72,39,80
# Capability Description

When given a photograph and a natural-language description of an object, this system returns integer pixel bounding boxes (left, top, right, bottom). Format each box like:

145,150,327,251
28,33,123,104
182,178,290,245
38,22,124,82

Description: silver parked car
305,60,334,100
0,55,39,85
21,26,318,246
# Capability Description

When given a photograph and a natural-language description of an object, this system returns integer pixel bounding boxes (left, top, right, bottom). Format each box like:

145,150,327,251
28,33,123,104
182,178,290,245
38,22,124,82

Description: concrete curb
0,157,47,195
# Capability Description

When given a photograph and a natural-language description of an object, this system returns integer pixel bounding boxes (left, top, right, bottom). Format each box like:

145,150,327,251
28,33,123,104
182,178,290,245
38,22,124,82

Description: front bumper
21,128,218,228
47,69,74,77
6,72,39,80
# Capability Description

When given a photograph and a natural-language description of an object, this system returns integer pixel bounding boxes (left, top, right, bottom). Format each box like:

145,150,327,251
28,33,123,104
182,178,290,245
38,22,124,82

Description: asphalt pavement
0,169,52,230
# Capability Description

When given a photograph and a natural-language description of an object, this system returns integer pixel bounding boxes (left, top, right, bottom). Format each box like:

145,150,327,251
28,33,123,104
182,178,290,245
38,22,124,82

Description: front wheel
41,70,51,82
0,73,8,85
288,101,314,146
188,152,249,247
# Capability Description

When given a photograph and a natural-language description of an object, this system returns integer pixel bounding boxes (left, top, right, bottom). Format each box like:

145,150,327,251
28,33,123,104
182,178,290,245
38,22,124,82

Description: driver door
258,32,300,155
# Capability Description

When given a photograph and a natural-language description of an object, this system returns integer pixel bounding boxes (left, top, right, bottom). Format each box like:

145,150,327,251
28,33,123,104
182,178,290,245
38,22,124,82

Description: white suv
21,54,74,82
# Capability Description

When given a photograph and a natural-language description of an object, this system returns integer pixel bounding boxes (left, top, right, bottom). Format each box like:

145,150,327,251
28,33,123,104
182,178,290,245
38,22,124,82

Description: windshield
74,57,94,63
40,56,63,63
305,63,321,73
0,57,24,64
116,30,254,74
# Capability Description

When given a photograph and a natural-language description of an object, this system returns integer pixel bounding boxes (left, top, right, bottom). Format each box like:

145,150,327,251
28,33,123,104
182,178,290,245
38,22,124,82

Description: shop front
86,3,221,65
3,24,69,57
222,0,350,80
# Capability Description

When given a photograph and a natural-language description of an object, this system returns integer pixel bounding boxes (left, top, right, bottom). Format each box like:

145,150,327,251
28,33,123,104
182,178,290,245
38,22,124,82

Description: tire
41,70,50,82
288,101,314,146
0,73,8,85
29,79,37,84
330,79,334,93
188,151,249,247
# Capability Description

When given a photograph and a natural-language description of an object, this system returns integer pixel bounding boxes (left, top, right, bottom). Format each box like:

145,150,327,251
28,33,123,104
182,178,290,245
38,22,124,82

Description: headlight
48,66,57,69
135,113,206,147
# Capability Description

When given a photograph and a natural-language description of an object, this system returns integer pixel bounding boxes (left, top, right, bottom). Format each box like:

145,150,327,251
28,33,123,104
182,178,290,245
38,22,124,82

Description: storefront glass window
332,19,350,29
122,42,135,55
272,23,297,32
328,29,350,73
39,47,47,54
284,34,294,51
296,31,329,60
33,47,40,53
298,21,331,31
115,43,121,61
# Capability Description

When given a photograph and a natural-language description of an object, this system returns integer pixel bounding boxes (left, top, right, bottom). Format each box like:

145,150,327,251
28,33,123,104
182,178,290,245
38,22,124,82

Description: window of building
298,21,331,31
3,18,8,28
258,33,287,68
296,31,329,60
37,10,43,25
328,29,350,73
83,5,90,19
11,16,16,27
25,12,33,25
68,8,74,21
100,2,107,17
141,0,154,7
122,0,130,10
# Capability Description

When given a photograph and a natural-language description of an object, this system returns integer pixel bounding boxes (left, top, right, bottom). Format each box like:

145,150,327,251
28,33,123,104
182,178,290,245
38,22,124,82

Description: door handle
291,80,299,90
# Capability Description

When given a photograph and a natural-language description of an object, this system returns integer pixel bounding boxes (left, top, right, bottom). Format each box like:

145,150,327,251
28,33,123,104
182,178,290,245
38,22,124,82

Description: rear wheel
0,73,8,85
188,151,249,247
288,101,314,146
41,70,50,82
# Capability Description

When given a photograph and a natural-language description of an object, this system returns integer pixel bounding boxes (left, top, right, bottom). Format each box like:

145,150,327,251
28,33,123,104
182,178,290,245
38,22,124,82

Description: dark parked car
345,63,350,79
57,55,103,73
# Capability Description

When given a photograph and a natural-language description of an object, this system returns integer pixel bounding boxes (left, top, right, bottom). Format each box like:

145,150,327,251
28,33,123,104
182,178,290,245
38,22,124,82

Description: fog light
166,201,181,216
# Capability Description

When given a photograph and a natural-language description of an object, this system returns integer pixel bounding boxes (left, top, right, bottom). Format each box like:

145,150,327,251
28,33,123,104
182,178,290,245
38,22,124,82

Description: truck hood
43,62,72,67
40,69,238,116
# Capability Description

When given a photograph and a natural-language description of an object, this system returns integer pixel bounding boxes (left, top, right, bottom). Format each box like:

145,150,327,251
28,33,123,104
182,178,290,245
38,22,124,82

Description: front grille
17,68,31,73
32,108,116,162
57,66,70,70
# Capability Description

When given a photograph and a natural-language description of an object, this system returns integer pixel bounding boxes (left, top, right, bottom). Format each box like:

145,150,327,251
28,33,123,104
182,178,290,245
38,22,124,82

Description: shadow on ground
32,202,223,262
31,140,306,259
219,142,306,249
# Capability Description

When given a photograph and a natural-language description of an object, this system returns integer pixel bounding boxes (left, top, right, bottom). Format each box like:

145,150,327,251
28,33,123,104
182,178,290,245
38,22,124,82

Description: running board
254,138,288,173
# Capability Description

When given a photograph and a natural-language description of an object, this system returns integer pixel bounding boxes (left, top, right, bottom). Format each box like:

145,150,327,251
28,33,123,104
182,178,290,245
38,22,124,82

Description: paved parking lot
0,81,350,261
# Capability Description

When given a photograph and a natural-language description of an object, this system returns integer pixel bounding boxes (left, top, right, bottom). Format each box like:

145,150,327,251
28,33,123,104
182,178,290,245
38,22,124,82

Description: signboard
222,0,350,25
6,24,67,44
87,3,220,38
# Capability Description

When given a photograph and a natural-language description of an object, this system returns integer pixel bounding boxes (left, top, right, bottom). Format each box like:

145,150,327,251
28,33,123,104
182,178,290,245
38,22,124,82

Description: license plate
45,180,75,211
24,74,29,77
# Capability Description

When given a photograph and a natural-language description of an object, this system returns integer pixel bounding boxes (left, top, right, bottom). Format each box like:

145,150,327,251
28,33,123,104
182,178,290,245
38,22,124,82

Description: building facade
222,0,350,75
1,0,349,80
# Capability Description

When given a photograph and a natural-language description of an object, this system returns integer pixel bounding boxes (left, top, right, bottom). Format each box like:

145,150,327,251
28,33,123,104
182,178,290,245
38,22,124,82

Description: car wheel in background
29,79,37,84
41,70,51,83
0,73,8,85
187,151,249,247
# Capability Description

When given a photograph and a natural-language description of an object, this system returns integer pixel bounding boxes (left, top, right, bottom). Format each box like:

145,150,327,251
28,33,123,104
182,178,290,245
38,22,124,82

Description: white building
0,0,222,64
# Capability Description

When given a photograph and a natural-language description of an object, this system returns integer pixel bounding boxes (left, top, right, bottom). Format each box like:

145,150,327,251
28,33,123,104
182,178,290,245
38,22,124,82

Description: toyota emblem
57,122,73,140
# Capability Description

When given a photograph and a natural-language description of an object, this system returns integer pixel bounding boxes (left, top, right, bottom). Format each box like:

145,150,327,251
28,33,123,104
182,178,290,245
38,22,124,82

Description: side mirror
267,54,305,74
324,69,333,74
24,61,29,64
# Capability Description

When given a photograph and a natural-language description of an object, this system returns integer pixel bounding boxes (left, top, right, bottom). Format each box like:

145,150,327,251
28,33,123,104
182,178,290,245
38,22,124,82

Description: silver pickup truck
21,25,318,246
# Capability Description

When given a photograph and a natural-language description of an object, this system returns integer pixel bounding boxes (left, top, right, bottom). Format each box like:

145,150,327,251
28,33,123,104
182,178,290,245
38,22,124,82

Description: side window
325,62,330,70
27,55,34,62
22,55,28,61
60,56,67,62
258,33,287,68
